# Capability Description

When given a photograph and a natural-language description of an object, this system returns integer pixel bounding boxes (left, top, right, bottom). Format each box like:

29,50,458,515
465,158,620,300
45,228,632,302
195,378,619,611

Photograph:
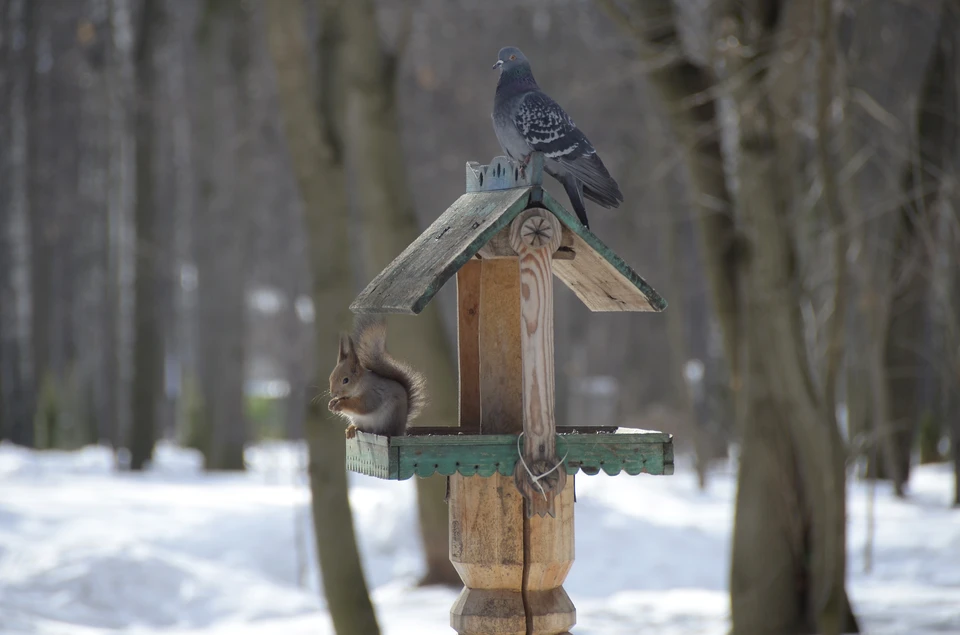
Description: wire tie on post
516,432,569,501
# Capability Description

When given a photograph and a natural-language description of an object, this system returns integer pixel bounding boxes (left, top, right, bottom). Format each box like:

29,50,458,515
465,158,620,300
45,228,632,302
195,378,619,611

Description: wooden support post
457,259,482,432
479,258,523,434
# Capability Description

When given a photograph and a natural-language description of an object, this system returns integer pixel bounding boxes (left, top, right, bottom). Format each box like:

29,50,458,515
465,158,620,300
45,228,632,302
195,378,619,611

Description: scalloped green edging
344,429,674,480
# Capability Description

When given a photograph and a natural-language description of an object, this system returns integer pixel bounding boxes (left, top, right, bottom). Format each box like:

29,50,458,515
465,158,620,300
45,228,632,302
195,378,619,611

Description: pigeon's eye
342,377,349,385
510,54,516,60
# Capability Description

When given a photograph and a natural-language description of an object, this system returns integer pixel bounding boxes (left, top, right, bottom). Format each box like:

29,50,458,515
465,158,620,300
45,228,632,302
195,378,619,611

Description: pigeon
492,46,623,229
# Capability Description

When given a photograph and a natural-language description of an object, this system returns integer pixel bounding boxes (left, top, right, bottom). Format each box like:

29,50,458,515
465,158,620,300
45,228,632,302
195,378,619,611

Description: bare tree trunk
73,0,115,449
0,0,36,446
597,0,740,388
23,0,85,449
600,1,858,632
882,227,924,488
340,0,460,587
195,0,250,471
949,198,960,506
721,5,856,632
264,0,381,633
106,0,136,452
875,3,959,491
27,0,55,435
919,3,960,503
662,192,709,488
952,210,960,506
129,0,164,470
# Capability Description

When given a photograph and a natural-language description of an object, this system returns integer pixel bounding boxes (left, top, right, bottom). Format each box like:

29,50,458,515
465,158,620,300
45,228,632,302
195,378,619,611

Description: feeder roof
350,155,666,315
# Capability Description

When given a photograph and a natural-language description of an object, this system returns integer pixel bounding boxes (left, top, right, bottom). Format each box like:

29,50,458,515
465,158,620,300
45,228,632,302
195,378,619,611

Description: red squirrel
327,315,426,439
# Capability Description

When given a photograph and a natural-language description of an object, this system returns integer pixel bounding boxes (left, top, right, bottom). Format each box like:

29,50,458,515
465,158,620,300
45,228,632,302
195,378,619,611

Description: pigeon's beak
492,60,503,70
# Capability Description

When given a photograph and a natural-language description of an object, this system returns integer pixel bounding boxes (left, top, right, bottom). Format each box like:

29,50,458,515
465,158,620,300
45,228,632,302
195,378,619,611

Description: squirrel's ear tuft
337,333,353,362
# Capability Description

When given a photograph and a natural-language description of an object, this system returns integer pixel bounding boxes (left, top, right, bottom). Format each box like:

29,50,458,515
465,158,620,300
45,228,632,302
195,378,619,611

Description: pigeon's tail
559,172,590,229
562,151,623,210
583,182,622,209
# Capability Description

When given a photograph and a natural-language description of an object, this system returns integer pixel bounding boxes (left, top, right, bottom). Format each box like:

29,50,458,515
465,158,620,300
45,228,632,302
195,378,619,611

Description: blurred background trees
1,0,958,633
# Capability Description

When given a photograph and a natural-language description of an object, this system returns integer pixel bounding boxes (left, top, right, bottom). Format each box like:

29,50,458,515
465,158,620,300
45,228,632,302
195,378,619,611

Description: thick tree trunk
129,0,164,471
27,1,55,434
0,0,36,446
264,1,381,633
25,0,89,449
340,0,460,587
721,7,856,633
73,0,115,450
195,0,250,471
601,1,858,632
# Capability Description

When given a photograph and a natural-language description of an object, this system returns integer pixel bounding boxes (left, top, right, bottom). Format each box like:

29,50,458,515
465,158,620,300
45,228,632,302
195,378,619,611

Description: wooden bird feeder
346,153,673,634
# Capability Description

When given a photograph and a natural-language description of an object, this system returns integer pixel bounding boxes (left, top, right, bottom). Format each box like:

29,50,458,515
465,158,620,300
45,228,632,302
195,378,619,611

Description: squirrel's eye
509,54,516,60
342,377,349,384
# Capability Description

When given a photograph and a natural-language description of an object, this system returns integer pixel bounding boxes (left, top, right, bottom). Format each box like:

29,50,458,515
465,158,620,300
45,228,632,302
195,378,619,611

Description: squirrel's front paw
344,423,358,439
328,397,342,413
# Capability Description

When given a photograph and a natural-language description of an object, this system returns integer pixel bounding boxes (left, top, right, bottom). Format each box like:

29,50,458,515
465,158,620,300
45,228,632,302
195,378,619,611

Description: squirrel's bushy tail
352,314,427,422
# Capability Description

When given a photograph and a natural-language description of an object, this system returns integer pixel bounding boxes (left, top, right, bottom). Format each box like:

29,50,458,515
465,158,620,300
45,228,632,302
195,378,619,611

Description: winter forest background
1,0,959,634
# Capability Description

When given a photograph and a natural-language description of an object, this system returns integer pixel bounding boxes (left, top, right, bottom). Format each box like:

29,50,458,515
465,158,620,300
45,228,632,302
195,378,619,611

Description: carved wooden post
510,208,566,517
511,208,575,634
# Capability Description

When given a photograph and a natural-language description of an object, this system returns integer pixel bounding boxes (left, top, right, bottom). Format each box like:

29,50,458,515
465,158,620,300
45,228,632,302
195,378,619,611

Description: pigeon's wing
514,91,623,208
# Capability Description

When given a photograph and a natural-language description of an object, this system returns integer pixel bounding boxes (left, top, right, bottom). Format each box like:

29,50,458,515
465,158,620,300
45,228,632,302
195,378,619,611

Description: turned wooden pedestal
449,473,575,635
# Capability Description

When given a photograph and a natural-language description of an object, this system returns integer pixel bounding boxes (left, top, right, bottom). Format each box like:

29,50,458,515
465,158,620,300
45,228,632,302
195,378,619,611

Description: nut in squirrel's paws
328,397,342,413
344,423,358,439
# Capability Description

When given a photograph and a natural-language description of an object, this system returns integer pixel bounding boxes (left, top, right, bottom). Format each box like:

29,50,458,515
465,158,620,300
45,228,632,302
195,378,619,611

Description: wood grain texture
539,190,667,313
350,187,533,314
477,223,575,260
449,473,526,635
457,259,482,432
344,429,675,479
524,480,576,634
509,210,567,518
479,258,523,434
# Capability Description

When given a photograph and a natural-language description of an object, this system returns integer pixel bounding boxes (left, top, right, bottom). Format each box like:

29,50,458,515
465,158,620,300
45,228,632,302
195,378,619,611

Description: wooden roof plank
539,190,667,312
350,187,534,314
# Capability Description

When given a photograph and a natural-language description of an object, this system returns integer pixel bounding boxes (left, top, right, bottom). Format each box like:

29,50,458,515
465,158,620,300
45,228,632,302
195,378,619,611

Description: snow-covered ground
0,441,957,635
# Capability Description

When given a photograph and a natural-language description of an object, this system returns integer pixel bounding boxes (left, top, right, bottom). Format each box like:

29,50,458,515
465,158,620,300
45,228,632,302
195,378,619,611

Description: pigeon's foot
518,154,532,179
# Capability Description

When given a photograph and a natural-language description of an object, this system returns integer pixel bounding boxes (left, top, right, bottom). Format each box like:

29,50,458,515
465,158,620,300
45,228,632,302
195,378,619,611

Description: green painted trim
345,431,392,479
345,430,674,480
539,190,668,312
